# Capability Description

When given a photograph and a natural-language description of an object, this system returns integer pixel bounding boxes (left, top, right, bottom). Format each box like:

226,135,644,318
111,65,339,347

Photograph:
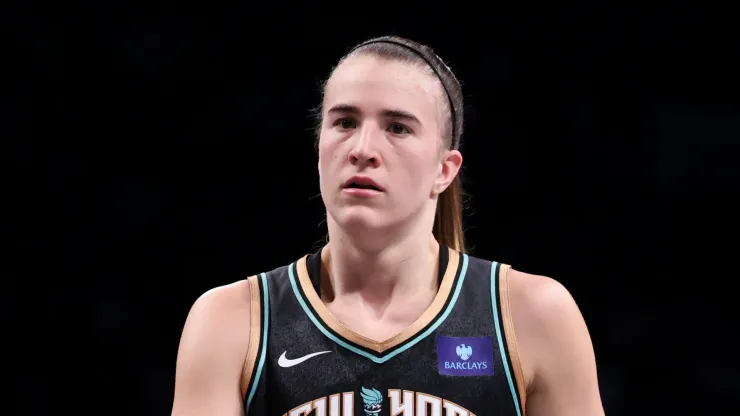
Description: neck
323,213,440,306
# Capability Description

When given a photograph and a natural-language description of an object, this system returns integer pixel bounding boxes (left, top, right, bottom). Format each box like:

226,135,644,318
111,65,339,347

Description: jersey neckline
286,246,469,362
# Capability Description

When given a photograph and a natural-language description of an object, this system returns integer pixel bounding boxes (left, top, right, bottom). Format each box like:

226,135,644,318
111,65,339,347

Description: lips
343,176,383,192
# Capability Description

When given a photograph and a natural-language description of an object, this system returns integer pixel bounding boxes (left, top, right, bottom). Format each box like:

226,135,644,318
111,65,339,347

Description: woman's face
318,54,461,234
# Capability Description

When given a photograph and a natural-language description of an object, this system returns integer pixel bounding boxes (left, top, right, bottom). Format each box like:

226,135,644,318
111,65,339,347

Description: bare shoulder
185,279,253,332
505,269,577,389
506,268,604,415
172,279,254,416
180,280,253,358
507,268,582,333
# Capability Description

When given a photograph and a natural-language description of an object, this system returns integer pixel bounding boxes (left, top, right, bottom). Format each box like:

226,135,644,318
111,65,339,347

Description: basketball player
172,36,604,416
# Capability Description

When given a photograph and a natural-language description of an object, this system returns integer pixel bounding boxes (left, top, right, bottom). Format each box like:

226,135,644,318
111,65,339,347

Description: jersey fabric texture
240,245,526,416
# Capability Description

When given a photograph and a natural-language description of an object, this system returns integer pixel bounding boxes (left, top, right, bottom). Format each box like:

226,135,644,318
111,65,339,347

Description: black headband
349,39,459,149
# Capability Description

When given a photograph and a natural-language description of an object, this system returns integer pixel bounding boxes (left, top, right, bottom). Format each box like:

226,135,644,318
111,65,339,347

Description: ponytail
433,175,465,253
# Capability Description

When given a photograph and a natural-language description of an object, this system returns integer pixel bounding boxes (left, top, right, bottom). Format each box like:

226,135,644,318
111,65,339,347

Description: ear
432,149,463,196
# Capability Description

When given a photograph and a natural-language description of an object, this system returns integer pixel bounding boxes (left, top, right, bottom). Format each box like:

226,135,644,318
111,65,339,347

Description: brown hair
315,36,467,253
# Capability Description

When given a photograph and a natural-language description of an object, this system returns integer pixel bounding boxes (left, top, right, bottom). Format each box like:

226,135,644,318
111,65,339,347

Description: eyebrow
327,104,421,124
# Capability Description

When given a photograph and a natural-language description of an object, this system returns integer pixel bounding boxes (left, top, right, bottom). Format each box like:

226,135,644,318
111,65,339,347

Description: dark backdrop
8,3,739,415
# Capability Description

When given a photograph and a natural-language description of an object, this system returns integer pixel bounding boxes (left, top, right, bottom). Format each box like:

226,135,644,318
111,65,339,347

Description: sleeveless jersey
239,246,526,416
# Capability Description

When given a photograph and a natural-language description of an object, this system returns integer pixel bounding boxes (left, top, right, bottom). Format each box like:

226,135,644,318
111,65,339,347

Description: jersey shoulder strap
239,273,270,411
494,262,527,411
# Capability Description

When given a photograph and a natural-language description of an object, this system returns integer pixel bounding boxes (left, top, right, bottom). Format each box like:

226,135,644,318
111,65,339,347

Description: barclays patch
436,336,494,376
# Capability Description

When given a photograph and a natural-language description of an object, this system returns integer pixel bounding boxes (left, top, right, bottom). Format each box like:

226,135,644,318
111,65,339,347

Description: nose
348,125,380,168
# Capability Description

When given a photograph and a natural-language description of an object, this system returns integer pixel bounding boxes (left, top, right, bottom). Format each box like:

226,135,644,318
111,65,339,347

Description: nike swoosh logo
278,350,331,368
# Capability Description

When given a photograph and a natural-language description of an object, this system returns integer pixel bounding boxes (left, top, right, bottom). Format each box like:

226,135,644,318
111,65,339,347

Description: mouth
343,177,383,192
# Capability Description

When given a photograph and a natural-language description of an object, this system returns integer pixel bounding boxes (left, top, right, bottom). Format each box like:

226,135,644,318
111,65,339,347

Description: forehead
324,54,442,126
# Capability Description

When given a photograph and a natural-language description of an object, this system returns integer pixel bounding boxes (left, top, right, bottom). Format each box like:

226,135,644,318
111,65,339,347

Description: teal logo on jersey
360,387,383,415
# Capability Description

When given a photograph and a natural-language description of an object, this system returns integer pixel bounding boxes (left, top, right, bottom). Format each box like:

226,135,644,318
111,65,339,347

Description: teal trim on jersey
288,254,470,364
490,263,523,416
245,272,270,413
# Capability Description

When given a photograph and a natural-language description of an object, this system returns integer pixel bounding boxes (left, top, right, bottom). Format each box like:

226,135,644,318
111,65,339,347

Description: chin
330,205,395,233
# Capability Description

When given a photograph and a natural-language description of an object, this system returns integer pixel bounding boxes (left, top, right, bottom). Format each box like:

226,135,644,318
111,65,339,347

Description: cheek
405,149,440,183
317,136,344,178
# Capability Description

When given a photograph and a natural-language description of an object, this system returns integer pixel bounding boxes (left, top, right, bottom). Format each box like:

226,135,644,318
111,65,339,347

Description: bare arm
510,270,605,416
172,281,252,416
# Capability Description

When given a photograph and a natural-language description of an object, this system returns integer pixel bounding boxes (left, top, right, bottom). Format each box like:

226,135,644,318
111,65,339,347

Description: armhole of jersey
240,274,263,401
499,264,528,414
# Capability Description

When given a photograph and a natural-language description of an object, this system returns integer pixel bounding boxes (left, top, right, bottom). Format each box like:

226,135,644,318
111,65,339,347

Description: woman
172,36,604,416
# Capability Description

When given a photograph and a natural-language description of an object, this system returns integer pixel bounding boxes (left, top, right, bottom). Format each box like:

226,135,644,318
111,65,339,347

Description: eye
388,123,410,135
333,118,357,130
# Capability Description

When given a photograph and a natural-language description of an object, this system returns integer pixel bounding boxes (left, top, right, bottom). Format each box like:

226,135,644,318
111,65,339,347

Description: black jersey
240,245,526,416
